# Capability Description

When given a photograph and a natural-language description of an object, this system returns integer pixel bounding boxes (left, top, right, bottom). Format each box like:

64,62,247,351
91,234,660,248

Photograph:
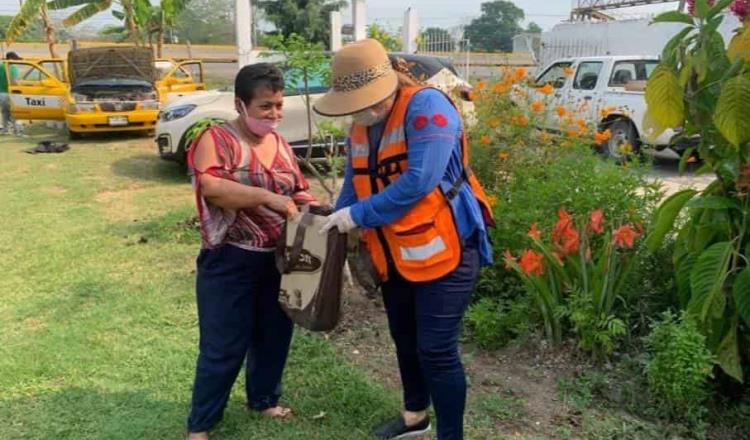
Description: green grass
0,133,400,439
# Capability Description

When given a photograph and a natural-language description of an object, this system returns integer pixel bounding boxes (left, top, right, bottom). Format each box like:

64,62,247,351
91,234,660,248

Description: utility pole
235,0,253,68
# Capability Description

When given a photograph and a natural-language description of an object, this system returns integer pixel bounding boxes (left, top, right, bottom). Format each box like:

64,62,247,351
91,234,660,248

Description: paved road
648,150,713,196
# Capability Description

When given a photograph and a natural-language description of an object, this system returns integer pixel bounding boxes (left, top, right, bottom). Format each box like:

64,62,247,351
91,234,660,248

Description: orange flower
487,194,498,207
566,129,580,139
576,119,587,129
515,67,527,80
587,209,605,235
489,117,501,128
552,208,580,256
612,224,640,248
476,79,486,91
498,151,509,161
480,135,491,146
555,106,567,118
516,115,529,127
538,83,554,95
528,223,541,240
519,250,545,276
531,100,545,113
594,129,612,145
503,249,517,270
564,66,575,77
493,82,509,94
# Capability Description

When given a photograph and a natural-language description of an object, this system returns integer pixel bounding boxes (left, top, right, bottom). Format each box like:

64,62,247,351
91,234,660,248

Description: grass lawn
0,131,401,439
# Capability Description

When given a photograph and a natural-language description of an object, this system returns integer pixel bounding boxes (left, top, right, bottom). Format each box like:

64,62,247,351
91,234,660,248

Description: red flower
519,250,545,276
731,0,749,21
503,249,517,270
552,209,580,256
587,209,605,235
528,223,541,240
612,224,641,248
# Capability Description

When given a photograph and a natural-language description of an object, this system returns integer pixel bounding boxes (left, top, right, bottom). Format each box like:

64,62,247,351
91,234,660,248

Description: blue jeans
187,245,294,433
382,239,480,440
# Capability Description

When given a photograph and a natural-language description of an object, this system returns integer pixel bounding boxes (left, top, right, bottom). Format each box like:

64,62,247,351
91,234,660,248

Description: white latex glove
319,207,356,234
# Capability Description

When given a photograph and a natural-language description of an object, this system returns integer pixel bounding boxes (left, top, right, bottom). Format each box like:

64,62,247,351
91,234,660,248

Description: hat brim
313,71,398,117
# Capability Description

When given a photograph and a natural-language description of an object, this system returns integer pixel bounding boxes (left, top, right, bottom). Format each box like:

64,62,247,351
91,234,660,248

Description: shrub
464,296,531,350
645,311,715,425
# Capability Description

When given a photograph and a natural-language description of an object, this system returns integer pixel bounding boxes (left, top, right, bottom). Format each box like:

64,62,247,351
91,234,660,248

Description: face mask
240,101,280,136
352,107,388,126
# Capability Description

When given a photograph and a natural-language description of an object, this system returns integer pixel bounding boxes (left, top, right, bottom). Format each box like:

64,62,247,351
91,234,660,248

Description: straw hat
313,39,398,117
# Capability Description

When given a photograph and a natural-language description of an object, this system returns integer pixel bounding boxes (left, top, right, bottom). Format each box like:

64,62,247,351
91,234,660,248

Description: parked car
155,53,472,165
154,59,207,104
529,55,693,161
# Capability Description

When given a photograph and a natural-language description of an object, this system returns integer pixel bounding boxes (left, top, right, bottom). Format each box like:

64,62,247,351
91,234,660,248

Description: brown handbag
276,206,347,332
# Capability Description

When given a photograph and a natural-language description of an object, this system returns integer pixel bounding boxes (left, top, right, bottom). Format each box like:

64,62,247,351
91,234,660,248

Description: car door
38,59,68,83
6,61,67,120
160,61,206,103
563,61,606,129
532,61,573,131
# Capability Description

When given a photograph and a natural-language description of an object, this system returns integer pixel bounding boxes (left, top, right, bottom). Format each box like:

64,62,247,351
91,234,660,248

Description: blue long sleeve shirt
335,88,492,266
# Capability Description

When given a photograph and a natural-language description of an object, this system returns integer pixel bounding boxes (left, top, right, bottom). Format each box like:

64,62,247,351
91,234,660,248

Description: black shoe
372,415,431,439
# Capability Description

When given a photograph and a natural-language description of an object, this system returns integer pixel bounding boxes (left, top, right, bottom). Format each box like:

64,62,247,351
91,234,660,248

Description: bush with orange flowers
504,207,642,358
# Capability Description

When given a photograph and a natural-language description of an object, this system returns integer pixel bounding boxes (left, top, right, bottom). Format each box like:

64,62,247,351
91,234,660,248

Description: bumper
156,133,182,162
66,110,159,133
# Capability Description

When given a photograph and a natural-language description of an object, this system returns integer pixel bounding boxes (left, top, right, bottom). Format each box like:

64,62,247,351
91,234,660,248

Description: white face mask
352,107,388,126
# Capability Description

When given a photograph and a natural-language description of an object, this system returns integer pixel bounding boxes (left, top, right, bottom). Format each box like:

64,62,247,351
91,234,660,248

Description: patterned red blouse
188,124,315,251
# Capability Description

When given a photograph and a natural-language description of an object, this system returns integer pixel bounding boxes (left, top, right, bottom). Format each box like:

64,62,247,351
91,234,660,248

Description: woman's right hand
264,192,299,218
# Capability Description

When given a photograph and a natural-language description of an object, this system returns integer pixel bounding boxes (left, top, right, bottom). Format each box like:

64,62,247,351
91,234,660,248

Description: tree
145,0,188,57
6,0,59,57
368,23,400,52
258,0,346,48
464,0,525,52
48,0,151,46
174,0,234,44
526,22,543,34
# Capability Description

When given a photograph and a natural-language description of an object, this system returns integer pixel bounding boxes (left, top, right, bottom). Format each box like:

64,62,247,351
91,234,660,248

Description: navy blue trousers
382,240,480,440
187,245,294,433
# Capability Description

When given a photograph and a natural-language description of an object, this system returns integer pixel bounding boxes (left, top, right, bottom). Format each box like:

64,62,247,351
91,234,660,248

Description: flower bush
464,67,663,353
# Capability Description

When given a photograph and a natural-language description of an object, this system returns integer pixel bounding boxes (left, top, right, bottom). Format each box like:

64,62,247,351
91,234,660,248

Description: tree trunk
125,3,140,46
157,29,164,58
40,4,57,58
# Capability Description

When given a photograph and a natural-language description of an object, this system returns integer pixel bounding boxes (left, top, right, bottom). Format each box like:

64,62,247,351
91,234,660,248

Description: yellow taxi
154,59,207,104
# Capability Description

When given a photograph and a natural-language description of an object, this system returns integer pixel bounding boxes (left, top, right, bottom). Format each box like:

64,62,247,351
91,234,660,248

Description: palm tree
6,0,59,57
145,0,187,57
48,0,151,46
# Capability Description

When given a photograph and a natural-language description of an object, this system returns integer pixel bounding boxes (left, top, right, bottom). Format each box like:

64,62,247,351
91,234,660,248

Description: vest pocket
389,220,452,267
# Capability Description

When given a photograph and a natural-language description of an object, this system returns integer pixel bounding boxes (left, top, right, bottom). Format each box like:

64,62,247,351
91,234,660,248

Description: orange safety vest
350,85,495,283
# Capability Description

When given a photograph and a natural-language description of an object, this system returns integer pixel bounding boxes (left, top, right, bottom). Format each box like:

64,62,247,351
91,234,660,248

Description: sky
0,0,684,33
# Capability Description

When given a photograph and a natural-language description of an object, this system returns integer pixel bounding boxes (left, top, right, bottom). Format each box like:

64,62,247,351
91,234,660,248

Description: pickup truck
531,55,688,161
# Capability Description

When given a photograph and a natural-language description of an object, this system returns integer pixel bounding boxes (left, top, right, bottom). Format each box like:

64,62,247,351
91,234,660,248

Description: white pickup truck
531,55,690,160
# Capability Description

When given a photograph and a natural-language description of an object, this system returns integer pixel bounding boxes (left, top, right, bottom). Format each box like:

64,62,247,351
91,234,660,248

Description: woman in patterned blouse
185,63,316,440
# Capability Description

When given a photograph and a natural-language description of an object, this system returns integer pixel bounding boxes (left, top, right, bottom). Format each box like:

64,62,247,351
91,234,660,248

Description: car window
179,63,202,82
535,62,572,89
609,60,659,86
39,62,66,82
155,61,175,79
15,64,51,83
573,62,603,91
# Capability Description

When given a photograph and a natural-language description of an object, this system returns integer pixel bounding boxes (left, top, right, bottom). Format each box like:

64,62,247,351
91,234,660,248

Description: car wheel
602,119,638,163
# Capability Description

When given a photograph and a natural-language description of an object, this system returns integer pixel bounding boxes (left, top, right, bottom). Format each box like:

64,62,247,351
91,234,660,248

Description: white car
156,54,472,165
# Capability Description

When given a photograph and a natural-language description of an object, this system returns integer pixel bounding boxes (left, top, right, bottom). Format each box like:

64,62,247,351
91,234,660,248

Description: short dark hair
6,52,20,60
234,63,285,104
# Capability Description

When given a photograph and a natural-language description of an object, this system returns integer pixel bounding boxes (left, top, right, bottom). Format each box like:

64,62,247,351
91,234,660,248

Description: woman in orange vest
315,39,494,440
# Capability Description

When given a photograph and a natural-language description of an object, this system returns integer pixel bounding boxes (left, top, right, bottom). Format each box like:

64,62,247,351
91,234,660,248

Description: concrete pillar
330,10,342,51
352,0,367,41
235,0,253,69
402,7,418,53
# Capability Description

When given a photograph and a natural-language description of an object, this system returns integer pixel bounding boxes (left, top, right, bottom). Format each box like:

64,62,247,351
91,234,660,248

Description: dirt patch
44,186,67,194
326,287,581,439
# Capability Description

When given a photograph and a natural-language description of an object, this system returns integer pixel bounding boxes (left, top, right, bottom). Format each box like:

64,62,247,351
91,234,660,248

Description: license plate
108,116,129,126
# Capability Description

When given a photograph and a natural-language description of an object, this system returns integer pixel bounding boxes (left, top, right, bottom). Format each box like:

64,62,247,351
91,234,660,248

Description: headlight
141,100,161,111
68,102,96,113
159,104,196,122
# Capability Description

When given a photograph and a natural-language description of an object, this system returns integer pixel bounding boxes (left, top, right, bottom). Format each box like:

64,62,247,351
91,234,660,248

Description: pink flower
731,0,749,21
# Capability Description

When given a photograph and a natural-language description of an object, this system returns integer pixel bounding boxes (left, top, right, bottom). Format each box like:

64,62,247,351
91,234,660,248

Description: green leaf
678,147,696,175
676,253,697,307
661,27,695,70
645,64,685,128
646,189,697,252
695,0,710,19
714,75,750,147
733,268,750,327
688,241,733,323
651,11,695,26
716,322,743,383
686,195,741,211
47,0,90,9
708,0,735,18
728,24,750,63
641,111,668,143
678,56,694,88
62,1,111,27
